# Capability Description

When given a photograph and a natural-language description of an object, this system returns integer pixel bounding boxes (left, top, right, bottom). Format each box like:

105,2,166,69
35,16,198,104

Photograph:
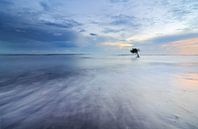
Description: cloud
79,29,86,32
40,1,50,11
100,41,132,48
111,14,139,27
0,12,80,42
0,26,78,43
90,33,97,36
110,0,129,3
0,2,86,53
0,0,197,54
0,0,13,6
102,28,124,33
42,19,81,29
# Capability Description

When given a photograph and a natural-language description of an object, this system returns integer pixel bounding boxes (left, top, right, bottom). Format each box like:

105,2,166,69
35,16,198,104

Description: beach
0,55,198,129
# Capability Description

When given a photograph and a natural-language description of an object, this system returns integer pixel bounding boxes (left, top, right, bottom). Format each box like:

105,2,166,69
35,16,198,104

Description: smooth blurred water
0,55,198,129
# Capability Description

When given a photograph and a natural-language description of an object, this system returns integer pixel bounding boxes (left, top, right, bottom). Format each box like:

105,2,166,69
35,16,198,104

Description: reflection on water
175,73,198,88
0,55,198,129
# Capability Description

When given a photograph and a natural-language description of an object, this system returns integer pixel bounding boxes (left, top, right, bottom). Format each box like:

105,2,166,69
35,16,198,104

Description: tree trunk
136,53,140,58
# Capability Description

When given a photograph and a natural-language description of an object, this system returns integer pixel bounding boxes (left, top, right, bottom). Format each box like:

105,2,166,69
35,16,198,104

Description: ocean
0,55,198,129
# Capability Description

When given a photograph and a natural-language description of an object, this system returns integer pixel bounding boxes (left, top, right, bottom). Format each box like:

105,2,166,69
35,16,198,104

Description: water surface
0,55,198,129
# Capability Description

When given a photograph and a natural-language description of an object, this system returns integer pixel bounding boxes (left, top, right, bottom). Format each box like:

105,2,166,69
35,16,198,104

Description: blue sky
0,0,197,54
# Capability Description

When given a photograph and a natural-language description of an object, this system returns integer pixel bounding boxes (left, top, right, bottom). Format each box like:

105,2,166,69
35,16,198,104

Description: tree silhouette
130,48,140,58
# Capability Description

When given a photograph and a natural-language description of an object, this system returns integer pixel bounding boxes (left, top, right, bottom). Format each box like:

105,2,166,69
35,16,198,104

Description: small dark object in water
130,48,140,58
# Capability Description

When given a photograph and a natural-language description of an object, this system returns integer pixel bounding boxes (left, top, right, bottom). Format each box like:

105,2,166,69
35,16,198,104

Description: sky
0,0,197,54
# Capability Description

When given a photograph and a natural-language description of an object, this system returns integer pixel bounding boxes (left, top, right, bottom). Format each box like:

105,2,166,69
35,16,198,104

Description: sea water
0,55,198,129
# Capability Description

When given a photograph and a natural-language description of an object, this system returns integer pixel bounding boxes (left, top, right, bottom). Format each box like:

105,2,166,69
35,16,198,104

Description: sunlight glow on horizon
99,41,133,48
162,37,198,55
175,73,198,88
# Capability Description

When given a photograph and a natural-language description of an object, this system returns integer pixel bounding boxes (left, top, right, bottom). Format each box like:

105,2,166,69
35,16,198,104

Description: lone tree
130,48,140,58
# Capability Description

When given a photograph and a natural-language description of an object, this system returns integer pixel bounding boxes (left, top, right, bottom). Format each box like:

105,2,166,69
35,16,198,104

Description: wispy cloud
110,0,129,3
111,14,139,27
40,1,51,11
